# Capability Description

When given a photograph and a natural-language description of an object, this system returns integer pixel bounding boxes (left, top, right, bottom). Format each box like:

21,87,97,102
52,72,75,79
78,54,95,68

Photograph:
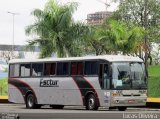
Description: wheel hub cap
89,98,94,108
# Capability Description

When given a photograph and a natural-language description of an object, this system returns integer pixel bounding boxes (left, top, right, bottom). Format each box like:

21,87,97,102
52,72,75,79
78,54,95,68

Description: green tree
112,0,160,62
26,0,87,58
83,20,144,56
64,22,89,57
95,20,144,55
82,26,105,55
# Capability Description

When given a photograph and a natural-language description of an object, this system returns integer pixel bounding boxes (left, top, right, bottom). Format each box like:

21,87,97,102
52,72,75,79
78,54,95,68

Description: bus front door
99,63,111,107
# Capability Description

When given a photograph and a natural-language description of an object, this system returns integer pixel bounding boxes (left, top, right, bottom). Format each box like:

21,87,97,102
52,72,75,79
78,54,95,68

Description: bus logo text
40,79,59,87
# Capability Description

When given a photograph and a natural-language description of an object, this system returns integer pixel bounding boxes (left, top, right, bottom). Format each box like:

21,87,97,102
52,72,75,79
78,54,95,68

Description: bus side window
44,63,56,76
9,64,20,77
85,61,98,75
77,62,83,75
57,62,69,75
71,62,83,76
20,64,31,77
71,62,77,75
63,63,69,75
57,63,63,75
32,63,43,77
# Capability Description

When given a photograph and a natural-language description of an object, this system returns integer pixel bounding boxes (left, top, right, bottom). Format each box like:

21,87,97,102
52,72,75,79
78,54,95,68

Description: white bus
8,55,147,111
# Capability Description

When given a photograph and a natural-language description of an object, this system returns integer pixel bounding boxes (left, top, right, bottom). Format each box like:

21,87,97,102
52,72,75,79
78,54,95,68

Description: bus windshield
112,62,147,90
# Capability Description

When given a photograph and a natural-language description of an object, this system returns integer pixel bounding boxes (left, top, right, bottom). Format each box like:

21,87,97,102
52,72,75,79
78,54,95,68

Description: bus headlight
139,90,147,96
139,90,147,94
112,93,120,97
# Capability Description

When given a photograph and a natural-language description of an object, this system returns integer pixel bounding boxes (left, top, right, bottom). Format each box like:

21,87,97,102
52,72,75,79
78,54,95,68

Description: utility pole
7,12,19,59
144,0,148,77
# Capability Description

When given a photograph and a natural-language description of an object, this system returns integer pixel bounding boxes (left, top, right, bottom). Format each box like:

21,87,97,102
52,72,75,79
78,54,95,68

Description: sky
0,0,118,45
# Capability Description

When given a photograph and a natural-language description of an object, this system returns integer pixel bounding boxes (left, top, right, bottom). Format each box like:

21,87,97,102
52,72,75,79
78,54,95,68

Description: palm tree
124,25,144,56
83,26,105,56
26,0,87,58
97,20,144,55
64,22,89,57
82,21,128,55
77,19,144,56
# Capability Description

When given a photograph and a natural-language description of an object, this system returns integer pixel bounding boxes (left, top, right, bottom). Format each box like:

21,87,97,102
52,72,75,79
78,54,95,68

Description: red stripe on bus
9,83,26,102
9,78,38,103
71,77,84,105
82,77,100,106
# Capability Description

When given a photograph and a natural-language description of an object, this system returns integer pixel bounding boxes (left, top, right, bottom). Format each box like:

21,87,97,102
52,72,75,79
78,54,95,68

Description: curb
0,99,9,103
0,96,8,99
0,96,9,103
146,98,160,108
147,98,160,103
146,102,160,108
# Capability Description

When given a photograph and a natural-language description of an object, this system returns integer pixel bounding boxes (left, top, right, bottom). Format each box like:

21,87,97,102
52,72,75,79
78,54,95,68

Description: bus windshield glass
112,62,147,90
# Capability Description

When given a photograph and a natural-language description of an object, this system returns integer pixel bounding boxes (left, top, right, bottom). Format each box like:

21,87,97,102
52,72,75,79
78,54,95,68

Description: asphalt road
0,104,160,119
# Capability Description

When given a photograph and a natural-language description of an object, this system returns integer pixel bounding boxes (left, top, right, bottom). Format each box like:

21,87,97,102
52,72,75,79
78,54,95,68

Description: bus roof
9,55,143,64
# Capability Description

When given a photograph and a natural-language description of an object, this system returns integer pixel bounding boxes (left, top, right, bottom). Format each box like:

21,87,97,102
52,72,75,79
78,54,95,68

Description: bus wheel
50,105,64,109
86,94,98,110
117,106,127,111
26,93,37,109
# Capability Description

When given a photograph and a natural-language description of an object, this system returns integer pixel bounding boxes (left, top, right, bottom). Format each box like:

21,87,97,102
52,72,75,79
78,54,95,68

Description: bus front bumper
110,96,147,107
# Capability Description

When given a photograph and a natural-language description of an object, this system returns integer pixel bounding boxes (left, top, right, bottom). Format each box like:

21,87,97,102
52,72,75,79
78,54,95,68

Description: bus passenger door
99,63,111,107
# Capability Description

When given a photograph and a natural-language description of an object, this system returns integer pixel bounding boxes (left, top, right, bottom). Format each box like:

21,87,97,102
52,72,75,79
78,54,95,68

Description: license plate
128,100,135,103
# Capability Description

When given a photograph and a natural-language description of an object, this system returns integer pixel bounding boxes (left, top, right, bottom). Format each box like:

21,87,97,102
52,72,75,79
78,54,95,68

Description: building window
57,62,69,75
32,63,43,76
44,63,56,76
84,61,98,75
20,64,31,77
9,64,20,77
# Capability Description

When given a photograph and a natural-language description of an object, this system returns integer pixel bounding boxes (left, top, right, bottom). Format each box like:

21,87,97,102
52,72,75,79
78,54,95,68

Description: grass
148,65,160,77
148,65,160,97
0,78,8,96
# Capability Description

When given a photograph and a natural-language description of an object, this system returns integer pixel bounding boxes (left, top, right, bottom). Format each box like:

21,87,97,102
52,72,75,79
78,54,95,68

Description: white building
0,45,40,62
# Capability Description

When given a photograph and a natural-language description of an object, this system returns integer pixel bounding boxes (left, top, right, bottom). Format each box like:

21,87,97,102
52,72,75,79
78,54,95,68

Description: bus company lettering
40,79,59,87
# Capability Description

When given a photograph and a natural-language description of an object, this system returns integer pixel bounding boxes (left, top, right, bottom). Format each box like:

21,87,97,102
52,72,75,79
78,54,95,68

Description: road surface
0,104,160,119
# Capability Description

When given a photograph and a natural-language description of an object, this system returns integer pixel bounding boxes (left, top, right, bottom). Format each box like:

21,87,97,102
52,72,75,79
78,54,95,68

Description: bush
0,78,8,96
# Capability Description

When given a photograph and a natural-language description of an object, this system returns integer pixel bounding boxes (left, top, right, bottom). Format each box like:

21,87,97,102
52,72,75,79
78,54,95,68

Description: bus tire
86,94,98,110
26,93,37,109
50,105,64,109
117,106,127,111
